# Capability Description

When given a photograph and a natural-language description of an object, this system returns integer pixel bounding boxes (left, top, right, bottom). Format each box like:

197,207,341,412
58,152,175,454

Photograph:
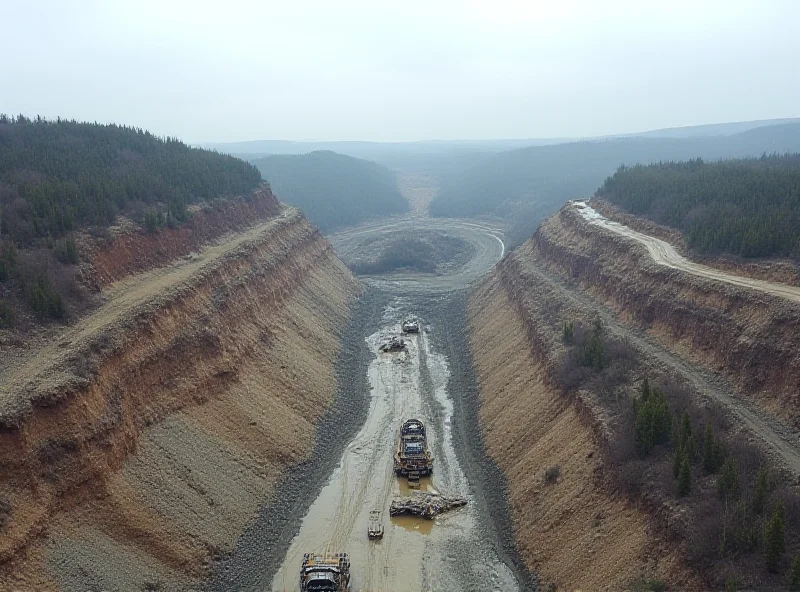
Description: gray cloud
2,0,798,142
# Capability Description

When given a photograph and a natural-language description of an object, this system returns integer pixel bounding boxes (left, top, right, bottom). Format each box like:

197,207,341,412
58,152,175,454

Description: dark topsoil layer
208,287,537,591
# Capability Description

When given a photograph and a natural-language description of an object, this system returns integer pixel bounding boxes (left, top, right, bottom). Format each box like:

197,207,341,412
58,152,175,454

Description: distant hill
598,154,800,259
622,117,800,139
429,122,800,247
252,151,409,232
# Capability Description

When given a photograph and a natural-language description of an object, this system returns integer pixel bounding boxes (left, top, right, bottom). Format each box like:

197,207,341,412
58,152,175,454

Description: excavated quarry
0,187,362,591
4,179,797,591
469,258,697,590
467,200,800,590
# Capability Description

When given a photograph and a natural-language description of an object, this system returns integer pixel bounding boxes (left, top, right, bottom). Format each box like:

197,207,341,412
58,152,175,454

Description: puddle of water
270,308,519,592
390,515,435,535
397,475,435,496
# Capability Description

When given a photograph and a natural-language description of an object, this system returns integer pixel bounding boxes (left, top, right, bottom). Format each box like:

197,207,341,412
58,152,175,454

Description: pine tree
718,458,739,501
677,457,691,497
753,468,769,515
703,422,717,473
765,504,786,572
673,446,683,478
790,555,800,591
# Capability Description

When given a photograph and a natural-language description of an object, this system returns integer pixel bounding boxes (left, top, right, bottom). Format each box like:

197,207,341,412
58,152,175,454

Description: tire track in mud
269,305,523,592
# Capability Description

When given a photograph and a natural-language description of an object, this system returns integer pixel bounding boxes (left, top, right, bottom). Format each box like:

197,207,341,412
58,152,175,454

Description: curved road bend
573,201,800,304
329,217,505,292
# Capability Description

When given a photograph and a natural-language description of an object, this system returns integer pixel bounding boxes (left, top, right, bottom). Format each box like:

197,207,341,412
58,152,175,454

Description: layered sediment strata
469,262,690,590
0,205,361,591
533,206,800,425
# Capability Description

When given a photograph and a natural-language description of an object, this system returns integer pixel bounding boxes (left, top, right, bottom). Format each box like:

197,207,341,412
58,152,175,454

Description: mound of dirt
346,230,476,276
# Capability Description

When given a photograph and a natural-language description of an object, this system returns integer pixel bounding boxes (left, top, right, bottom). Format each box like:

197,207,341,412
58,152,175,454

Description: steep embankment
0,204,361,590
470,200,800,589
534,204,800,426
469,265,694,590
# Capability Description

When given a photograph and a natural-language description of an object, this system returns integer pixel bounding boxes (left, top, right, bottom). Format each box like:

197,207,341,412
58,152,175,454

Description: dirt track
541,205,800,475
574,201,800,303
0,207,298,422
271,316,519,591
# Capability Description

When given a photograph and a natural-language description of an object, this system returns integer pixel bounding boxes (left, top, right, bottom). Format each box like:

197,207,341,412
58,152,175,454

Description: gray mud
209,288,387,591
412,291,539,591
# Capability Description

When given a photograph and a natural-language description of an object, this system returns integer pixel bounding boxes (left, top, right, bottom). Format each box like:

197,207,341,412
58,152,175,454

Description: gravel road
574,201,800,303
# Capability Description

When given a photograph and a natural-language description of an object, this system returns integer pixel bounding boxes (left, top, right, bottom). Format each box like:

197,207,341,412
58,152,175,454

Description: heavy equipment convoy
394,419,433,476
299,553,351,591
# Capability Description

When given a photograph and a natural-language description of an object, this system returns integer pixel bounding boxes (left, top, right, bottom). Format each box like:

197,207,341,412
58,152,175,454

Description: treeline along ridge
597,154,800,259
0,115,262,325
0,115,262,244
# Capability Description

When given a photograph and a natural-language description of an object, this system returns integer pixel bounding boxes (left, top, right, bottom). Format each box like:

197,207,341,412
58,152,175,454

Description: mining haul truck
300,553,351,592
394,418,433,476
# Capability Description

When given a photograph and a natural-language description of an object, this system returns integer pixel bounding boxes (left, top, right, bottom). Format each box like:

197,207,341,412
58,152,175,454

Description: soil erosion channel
272,218,515,591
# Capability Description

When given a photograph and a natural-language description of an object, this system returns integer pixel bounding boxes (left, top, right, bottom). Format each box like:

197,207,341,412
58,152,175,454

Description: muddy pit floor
271,314,520,592
212,216,528,591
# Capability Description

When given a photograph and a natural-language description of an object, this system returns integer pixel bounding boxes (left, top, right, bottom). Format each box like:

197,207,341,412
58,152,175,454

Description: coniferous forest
0,115,262,245
0,116,262,325
596,154,800,259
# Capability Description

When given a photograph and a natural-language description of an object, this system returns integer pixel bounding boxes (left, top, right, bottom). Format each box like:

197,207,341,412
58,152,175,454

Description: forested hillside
597,154,800,258
252,151,408,231
0,116,263,326
0,116,262,243
430,122,800,247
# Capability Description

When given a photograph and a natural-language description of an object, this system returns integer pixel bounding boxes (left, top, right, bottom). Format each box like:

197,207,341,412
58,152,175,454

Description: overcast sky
3,0,799,143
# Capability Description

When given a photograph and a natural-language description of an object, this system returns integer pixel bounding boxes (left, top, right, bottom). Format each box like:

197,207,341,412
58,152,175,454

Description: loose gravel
208,288,387,591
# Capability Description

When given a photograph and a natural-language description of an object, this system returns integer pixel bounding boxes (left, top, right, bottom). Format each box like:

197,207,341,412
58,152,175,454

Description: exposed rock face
468,268,693,590
532,206,800,424
0,204,361,590
85,185,281,289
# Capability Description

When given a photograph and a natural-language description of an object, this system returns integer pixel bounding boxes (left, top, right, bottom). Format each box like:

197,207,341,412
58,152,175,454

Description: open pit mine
3,185,800,592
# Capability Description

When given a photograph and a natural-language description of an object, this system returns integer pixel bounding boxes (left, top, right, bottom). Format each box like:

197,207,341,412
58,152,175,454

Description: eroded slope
0,205,361,591
535,204,800,426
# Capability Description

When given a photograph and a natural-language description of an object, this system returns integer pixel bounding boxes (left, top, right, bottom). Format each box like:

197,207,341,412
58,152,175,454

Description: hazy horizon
4,1,800,144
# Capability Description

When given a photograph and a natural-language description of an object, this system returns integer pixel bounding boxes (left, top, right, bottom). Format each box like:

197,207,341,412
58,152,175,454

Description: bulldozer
299,553,351,591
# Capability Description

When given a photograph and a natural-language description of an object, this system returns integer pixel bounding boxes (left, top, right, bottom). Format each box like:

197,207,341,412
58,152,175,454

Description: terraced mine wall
468,256,697,590
86,186,281,289
0,205,361,590
533,207,800,426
